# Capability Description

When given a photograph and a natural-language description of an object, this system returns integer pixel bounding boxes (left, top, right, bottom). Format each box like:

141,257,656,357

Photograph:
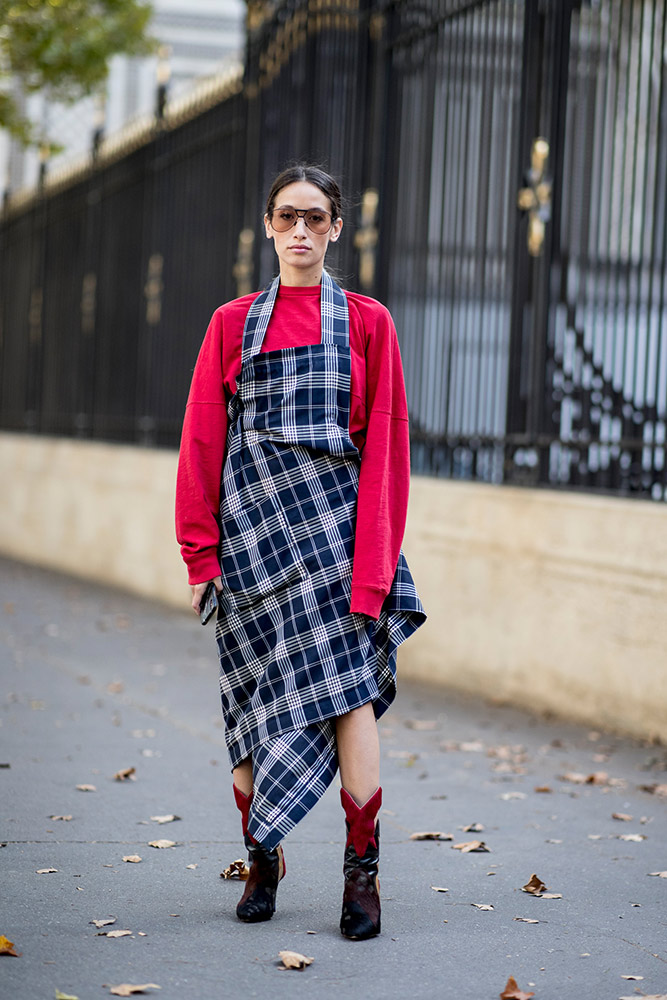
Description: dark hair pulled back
265,164,343,221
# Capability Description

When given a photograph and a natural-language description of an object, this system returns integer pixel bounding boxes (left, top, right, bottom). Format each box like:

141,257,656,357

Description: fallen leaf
522,873,548,895
186,864,198,870
500,975,535,1000
0,935,20,956
76,784,96,792
618,834,646,842
514,918,540,923
534,785,553,793
619,996,667,1000
220,859,250,880
103,930,132,938
90,919,116,928
150,815,180,824
278,950,313,970
36,868,58,874
430,886,449,893
540,893,563,899
452,840,489,853
113,767,136,782
621,975,644,980
55,991,80,999
461,822,484,832
648,871,667,878
409,831,453,841
612,813,633,821
148,840,175,849
107,682,124,694
471,903,494,910
106,985,160,997
639,783,667,797
122,856,142,863
499,792,527,801
49,815,73,822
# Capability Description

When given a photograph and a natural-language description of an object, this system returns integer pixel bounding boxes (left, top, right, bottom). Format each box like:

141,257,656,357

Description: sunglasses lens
272,209,297,232
305,211,331,233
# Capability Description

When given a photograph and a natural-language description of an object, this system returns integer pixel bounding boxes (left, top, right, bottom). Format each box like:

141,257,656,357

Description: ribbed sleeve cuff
185,550,222,586
350,585,386,620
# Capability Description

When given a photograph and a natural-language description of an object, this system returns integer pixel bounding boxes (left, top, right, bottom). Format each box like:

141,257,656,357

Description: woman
175,165,426,940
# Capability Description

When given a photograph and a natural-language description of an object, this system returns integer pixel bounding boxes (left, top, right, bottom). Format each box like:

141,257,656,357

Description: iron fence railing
1,0,666,500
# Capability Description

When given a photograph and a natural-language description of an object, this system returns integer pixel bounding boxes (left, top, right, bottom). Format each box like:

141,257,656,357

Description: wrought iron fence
1,0,666,500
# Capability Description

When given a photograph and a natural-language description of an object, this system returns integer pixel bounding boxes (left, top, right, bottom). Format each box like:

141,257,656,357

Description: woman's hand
191,576,223,615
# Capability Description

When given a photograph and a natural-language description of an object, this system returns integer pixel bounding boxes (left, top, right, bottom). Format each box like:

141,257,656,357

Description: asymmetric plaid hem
215,270,426,846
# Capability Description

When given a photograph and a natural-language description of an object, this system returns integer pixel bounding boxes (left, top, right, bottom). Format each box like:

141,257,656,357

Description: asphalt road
1,556,666,1000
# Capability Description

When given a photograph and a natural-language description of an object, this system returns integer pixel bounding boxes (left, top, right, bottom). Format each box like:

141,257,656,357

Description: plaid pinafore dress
215,270,426,849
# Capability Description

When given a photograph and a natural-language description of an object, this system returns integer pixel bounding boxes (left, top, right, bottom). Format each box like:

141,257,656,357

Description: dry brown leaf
499,792,527,801
122,855,142,864
618,834,646,842
559,771,587,784
148,840,175,849
620,975,644,980
220,859,250,880
90,918,116,928
540,893,562,899
452,840,489,853
514,918,540,924
55,990,79,1000
639,783,667,797
186,864,198,870
102,930,132,938
106,985,160,997
648,871,667,878
107,682,124,694
430,886,449,893
461,823,484,833
76,784,96,792
471,903,494,910
278,950,314,970
0,935,20,956
534,785,553,794
49,815,73,821
500,975,535,1000
36,868,58,874
409,831,453,841
113,767,136,782
150,815,180,824
612,812,633,821
522,873,548,895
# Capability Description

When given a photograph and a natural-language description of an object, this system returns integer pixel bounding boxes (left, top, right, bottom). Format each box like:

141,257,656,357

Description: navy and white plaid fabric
216,269,426,847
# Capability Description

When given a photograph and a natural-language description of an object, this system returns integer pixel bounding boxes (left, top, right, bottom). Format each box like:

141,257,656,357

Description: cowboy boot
233,784,286,923
339,786,382,940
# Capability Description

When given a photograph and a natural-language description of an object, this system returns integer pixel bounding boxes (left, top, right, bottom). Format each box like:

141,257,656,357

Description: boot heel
236,835,284,923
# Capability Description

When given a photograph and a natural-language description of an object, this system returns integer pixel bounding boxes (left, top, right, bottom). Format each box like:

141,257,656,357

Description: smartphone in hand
200,580,219,625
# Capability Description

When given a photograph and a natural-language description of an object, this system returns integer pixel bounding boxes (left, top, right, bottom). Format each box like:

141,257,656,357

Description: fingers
191,581,208,615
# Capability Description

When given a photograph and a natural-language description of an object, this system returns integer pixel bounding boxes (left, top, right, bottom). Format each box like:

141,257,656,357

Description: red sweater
175,283,410,620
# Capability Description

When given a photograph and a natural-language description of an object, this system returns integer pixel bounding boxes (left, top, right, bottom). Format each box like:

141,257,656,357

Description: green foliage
0,0,156,145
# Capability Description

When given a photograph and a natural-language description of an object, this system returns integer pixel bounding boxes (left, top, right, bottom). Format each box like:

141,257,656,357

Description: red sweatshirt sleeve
349,300,410,620
175,308,228,585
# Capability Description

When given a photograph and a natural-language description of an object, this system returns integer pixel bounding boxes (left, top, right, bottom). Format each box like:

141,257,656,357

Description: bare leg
233,758,253,796
335,703,380,807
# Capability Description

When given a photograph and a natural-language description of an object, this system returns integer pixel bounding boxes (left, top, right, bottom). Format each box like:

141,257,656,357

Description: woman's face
264,180,343,284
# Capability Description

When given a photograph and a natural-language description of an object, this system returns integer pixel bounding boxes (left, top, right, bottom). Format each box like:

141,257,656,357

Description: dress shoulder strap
241,269,349,363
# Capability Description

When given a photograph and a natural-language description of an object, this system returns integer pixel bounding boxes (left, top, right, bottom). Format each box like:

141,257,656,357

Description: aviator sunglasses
270,205,334,235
